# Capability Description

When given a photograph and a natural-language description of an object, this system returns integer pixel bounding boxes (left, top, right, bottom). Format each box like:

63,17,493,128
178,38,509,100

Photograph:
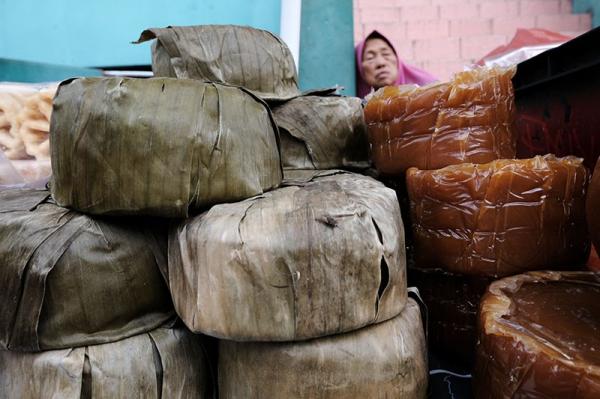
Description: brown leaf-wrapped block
474,271,600,399
50,77,282,217
0,189,174,351
365,66,516,175
219,298,427,399
588,157,600,252
0,325,212,399
169,170,406,341
136,25,300,100
273,95,370,170
407,155,589,277
408,265,494,366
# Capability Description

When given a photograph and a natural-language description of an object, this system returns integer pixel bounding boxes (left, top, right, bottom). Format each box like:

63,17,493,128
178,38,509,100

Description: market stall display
474,271,600,399
168,170,406,341
364,66,516,175
0,189,174,351
50,77,282,217
219,299,427,399
407,154,590,277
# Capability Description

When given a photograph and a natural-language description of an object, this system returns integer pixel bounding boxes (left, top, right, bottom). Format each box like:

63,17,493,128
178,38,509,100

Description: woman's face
361,38,399,89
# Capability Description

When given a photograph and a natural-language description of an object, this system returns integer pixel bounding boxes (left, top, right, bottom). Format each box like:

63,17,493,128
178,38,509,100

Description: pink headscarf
356,30,437,98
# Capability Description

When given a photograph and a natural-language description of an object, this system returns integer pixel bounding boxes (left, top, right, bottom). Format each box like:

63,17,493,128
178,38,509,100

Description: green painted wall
0,0,281,67
298,0,356,96
574,0,600,28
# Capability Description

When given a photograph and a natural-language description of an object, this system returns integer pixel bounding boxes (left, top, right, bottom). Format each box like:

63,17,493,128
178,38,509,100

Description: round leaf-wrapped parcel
50,77,282,217
588,157,600,253
136,25,300,101
0,188,174,351
219,298,427,399
365,66,516,175
0,324,213,399
168,170,407,341
272,95,370,170
474,271,600,399
407,154,590,277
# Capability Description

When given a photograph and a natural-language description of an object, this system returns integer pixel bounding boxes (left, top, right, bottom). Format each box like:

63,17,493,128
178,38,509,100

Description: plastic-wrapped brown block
474,271,600,399
588,157,600,253
407,155,590,277
364,66,516,175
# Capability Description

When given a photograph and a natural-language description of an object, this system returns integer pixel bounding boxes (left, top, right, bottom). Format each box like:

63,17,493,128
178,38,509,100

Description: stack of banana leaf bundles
0,25,428,398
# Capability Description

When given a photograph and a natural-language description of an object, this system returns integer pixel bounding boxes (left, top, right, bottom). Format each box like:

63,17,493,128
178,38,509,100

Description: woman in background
356,30,437,98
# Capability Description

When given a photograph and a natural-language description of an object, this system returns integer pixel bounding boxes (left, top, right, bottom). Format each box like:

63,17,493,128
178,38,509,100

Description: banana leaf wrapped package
0,188,174,351
169,170,407,341
407,155,590,277
50,77,282,217
365,66,516,175
0,324,213,399
272,95,370,170
136,25,300,101
219,298,427,399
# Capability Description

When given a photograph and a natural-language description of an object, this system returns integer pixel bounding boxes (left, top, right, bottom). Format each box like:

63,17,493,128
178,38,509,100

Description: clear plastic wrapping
407,155,590,277
588,157,600,253
474,271,600,399
364,66,516,175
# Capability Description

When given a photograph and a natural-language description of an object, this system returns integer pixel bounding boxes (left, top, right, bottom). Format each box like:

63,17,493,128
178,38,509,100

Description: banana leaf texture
0,188,174,351
219,298,428,399
50,77,282,217
136,25,301,101
168,170,407,341
0,324,213,399
273,95,370,170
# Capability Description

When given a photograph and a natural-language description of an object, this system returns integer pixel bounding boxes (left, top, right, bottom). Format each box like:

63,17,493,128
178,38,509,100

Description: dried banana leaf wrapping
365,66,516,175
219,298,427,399
408,265,494,366
588,157,600,252
50,77,282,217
407,155,590,277
0,189,174,351
0,325,213,399
273,95,370,170
169,170,406,341
474,271,600,399
136,25,300,100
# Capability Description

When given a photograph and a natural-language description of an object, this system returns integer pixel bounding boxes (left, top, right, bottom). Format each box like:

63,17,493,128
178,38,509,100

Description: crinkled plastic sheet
219,299,428,399
50,77,282,217
0,188,174,351
407,154,590,277
0,325,213,399
474,271,600,399
168,170,407,341
587,157,600,253
364,66,516,175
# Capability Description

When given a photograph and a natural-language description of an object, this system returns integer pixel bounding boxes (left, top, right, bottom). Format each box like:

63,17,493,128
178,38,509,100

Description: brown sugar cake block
587,157,600,253
364,66,516,175
408,265,494,366
474,271,600,399
0,325,213,398
219,299,427,399
407,154,590,277
168,170,406,341
0,188,174,351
